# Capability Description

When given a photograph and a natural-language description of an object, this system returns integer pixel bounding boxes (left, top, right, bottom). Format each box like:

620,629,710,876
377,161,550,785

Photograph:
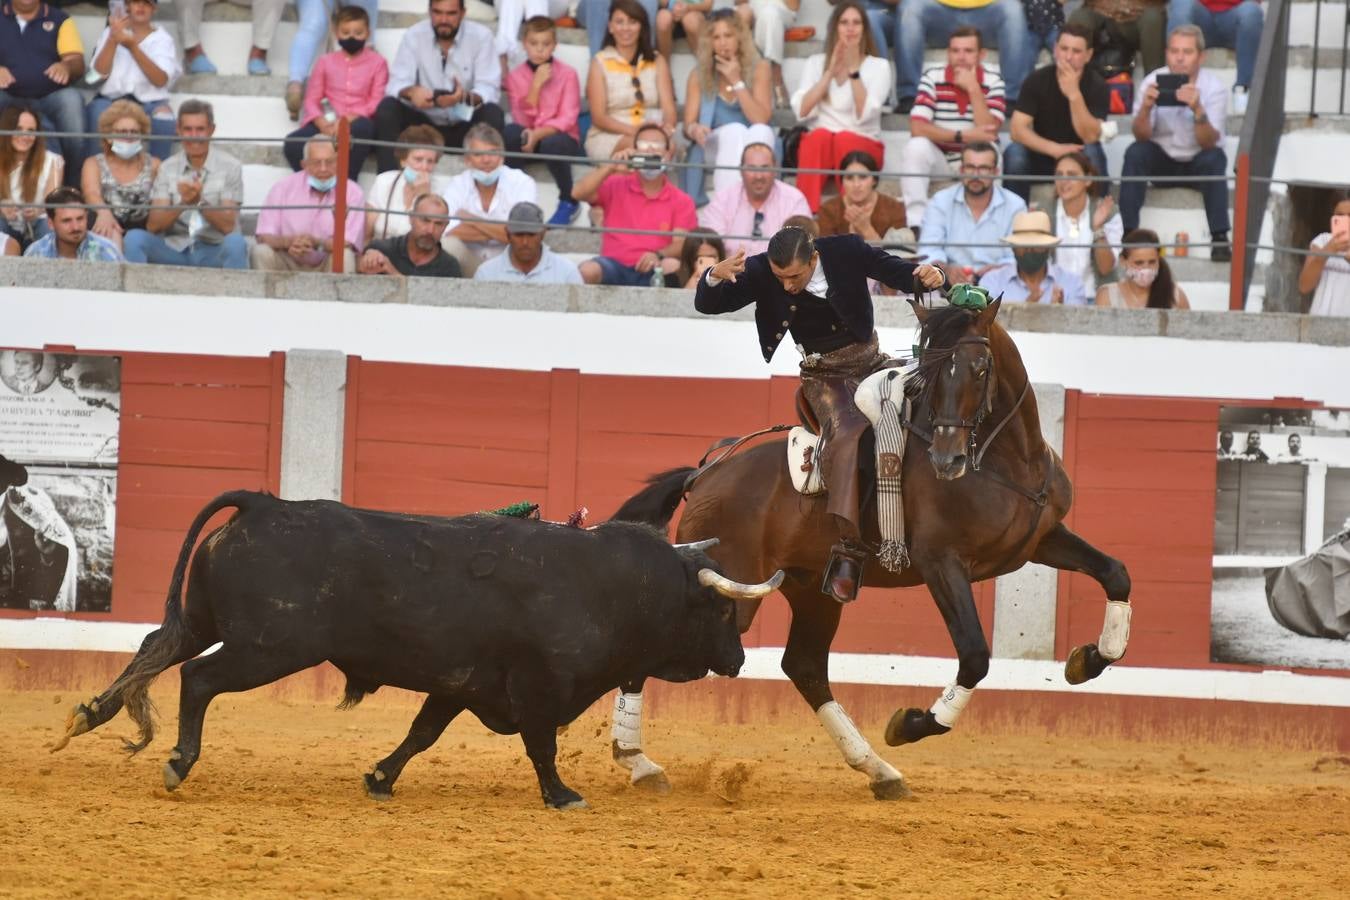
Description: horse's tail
610,467,695,530
52,490,259,755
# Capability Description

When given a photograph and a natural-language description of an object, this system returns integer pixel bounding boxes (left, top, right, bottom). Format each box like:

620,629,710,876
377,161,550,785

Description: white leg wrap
1098,600,1132,661
816,701,902,784
611,692,643,751
930,684,974,729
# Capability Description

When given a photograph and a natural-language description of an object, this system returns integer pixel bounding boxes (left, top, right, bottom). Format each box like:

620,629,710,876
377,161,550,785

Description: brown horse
607,299,1132,799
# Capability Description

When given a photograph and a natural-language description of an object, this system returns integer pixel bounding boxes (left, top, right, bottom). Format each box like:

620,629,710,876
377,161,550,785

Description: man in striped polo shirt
897,27,1006,230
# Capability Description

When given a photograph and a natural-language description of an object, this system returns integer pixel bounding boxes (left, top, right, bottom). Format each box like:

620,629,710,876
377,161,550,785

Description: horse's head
908,297,1002,481
0,454,28,491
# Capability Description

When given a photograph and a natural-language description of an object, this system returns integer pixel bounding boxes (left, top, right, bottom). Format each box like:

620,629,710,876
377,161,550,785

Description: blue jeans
897,0,1034,104
579,0,658,55
2,214,50,249
1120,140,1229,235
0,88,86,187
592,255,661,286
289,0,380,83
86,95,177,160
123,229,250,269
285,117,377,175
1167,0,1263,87
862,1,900,82
1003,141,1109,203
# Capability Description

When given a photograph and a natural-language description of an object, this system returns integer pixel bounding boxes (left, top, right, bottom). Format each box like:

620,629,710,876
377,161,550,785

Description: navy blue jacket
694,233,927,362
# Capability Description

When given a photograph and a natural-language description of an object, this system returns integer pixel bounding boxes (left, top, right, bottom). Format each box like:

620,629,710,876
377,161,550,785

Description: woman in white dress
0,106,63,248
1298,197,1350,317
1051,150,1122,291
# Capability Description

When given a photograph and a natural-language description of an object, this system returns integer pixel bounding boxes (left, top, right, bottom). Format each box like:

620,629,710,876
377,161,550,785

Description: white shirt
1135,67,1227,163
1309,232,1350,317
804,259,829,297
1053,198,1123,288
439,165,537,260
367,169,452,241
94,25,181,103
790,54,891,140
386,19,500,127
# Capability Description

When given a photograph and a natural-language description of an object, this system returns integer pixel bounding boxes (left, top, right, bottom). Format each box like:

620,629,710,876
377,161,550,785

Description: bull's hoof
363,772,393,801
884,708,948,747
870,777,912,801
162,761,183,792
1065,644,1111,685
50,705,91,753
632,769,672,794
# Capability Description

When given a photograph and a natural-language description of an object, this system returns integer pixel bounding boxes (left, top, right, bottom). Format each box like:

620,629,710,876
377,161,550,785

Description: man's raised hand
710,248,747,283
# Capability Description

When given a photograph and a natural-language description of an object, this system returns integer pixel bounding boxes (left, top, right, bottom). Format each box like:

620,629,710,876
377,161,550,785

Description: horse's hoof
884,708,928,747
632,770,672,794
162,762,182,792
1065,644,1111,684
50,706,90,753
363,772,392,801
870,778,912,801
548,794,589,811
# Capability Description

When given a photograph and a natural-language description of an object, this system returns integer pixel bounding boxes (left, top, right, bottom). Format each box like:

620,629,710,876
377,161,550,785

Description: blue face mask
402,166,423,185
470,167,501,186
307,174,337,193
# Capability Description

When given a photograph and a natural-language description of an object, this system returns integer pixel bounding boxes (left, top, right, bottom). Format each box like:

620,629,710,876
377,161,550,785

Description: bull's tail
52,490,261,755
609,467,695,531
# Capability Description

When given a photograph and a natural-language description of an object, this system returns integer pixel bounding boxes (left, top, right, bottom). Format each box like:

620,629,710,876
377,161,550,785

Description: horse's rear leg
780,575,909,801
885,555,988,748
1030,523,1132,685
609,678,670,793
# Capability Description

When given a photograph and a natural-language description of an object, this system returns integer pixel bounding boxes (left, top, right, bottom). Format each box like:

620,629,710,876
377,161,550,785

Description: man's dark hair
1059,22,1094,47
962,140,1000,166
949,26,982,50
44,186,85,219
767,226,814,268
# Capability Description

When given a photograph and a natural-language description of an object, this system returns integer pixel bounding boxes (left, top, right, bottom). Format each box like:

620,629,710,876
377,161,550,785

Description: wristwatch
849,71,861,80
730,80,746,92
955,130,964,144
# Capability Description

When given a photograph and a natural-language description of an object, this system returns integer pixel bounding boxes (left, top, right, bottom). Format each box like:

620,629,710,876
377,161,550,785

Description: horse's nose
930,449,969,481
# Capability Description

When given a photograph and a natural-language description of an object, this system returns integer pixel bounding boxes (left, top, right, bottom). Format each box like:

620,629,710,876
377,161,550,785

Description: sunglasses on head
708,7,736,21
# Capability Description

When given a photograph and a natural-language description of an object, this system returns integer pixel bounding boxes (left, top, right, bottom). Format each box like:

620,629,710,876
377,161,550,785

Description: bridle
926,335,994,437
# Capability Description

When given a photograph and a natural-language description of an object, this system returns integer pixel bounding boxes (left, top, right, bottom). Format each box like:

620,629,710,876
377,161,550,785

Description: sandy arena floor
2,686,1348,899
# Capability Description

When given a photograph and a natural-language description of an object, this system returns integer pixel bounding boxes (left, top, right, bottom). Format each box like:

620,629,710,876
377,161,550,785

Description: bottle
650,265,665,288
1174,231,1189,258
320,98,338,126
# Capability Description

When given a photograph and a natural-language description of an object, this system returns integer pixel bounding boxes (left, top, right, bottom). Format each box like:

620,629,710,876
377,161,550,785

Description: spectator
1167,0,1262,114
1050,150,1122,290
1005,23,1110,205
790,1,890,212
896,0,1033,112
1,230,15,256
656,0,711,62
1121,25,1230,262
981,209,1088,304
251,136,365,272
23,186,123,261
1067,0,1167,78
1240,430,1267,462
439,123,537,275
816,150,906,241
898,27,1005,227
584,0,677,162
677,226,725,287
580,0,658,56
918,141,1026,276
366,125,448,245
0,0,87,184
1298,198,1350,317
681,9,773,206
733,0,800,108
288,0,380,120
474,200,584,284
179,0,285,76
80,100,158,254
86,0,180,161
284,5,387,176
359,192,462,277
503,16,584,227
123,100,248,270
574,123,697,286
375,0,506,173
701,142,809,256
491,0,569,68
0,105,63,248
783,212,819,237
1095,227,1190,307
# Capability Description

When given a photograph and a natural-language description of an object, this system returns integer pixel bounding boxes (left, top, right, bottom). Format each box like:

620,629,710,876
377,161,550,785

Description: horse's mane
905,305,982,408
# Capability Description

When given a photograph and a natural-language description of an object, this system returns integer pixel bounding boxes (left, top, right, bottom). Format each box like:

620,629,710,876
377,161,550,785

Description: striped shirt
23,231,123,261
911,65,1006,158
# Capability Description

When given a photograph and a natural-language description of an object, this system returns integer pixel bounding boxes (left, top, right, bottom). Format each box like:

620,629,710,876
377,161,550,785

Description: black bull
53,490,782,809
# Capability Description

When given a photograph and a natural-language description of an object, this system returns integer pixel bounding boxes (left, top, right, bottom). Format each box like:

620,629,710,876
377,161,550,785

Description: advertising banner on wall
0,350,120,613
1210,405,1350,671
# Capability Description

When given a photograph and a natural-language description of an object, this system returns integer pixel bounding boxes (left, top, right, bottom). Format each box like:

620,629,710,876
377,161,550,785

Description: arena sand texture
3,676,1348,899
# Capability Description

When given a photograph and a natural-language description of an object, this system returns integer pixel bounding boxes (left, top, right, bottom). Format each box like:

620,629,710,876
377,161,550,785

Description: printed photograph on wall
0,350,121,613
1210,405,1350,670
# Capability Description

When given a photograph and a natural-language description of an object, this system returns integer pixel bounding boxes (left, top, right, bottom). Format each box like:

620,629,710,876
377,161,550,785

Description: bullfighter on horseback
696,225,947,603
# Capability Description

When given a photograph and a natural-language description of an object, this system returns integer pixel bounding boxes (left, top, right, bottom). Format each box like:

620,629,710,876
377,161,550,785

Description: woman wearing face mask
283,5,388,176
680,9,773,205
815,150,905,240
86,0,181,161
1096,228,1190,309
1051,150,1122,290
81,101,159,253
0,107,64,249
1298,197,1350,317
366,126,448,243
585,0,678,162
678,228,725,288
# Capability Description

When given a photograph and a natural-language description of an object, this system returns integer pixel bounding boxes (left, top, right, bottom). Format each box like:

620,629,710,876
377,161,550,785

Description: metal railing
1302,0,1350,116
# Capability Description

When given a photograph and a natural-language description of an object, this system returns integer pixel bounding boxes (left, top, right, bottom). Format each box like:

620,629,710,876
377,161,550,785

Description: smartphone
1155,73,1187,107
1332,214,1350,242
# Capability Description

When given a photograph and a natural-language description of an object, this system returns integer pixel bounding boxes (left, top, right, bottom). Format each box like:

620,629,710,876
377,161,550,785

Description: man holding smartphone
1120,24,1231,262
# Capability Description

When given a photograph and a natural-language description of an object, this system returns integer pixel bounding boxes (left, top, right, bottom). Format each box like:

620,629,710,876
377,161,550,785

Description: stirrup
822,542,868,604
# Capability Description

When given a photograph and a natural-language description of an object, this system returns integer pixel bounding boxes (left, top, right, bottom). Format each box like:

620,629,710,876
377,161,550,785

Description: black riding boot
823,541,868,603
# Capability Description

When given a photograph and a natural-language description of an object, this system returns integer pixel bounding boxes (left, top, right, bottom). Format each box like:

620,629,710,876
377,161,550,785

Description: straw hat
1001,210,1060,248
881,226,925,260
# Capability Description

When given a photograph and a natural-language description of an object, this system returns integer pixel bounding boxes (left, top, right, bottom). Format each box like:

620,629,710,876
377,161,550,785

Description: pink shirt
301,48,390,126
594,173,697,266
701,180,812,257
505,58,582,142
256,171,367,267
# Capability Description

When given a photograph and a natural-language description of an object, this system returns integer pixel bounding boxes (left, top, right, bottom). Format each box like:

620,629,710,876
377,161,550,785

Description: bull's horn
698,568,785,600
674,538,720,552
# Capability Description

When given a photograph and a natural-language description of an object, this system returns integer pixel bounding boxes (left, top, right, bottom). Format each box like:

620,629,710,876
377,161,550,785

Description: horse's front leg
885,554,988,747
1030,523,1132,684
780,574,910,800
609,678,671,793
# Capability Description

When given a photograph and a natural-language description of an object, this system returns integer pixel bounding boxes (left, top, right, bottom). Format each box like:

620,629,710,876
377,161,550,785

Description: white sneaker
1231,85,1249,115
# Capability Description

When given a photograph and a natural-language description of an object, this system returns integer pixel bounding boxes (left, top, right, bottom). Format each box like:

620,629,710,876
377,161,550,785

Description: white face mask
1125,265,1158,287
111,139,142,160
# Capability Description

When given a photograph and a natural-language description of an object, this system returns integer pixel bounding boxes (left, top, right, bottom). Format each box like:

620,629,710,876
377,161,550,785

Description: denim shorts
591,255,658,287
